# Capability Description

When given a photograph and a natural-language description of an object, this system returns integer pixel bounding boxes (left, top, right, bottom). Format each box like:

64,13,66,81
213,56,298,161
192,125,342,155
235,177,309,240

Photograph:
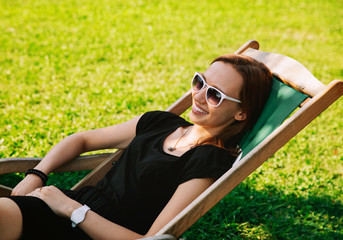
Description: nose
193,86,207,104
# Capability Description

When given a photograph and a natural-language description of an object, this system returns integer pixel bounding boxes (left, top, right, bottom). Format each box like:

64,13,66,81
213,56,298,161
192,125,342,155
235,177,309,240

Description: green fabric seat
239,76,308,158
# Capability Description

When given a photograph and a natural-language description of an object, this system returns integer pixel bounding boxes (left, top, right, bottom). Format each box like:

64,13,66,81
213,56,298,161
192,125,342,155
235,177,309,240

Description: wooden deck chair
1,40,342,240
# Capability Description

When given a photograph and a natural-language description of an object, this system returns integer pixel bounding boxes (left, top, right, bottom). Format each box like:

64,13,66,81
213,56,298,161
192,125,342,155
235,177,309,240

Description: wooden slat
234,39,260,54
0,153,113,174
0,184,12,196
242,48,325,97
155,79,343,237
0,157,42,174
165,90,192,116
55,153,113,172
71,151,123,190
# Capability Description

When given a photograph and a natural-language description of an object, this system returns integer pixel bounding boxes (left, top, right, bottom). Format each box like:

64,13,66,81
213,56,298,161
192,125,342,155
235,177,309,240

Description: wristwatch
71,205,90,228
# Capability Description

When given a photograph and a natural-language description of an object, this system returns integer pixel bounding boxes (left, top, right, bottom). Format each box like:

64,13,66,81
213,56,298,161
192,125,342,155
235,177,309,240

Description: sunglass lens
207,87,221,106
192,75,204,91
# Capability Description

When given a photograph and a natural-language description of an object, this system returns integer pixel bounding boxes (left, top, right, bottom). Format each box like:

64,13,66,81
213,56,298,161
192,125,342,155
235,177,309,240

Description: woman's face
189,61,246,134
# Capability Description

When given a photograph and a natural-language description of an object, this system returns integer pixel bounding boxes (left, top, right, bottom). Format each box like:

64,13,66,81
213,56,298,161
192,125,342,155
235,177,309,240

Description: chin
189,111,207,126
189,110,198,124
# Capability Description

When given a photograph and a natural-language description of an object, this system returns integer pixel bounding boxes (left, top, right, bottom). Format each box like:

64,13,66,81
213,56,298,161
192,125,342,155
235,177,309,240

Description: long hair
198,54,273,155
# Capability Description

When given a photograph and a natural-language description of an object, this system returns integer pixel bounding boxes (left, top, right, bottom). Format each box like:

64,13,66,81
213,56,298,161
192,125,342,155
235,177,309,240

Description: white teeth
194,104,208,114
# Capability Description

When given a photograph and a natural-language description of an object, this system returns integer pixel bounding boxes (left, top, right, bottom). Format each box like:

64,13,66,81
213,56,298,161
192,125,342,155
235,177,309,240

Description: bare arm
34,115,141,174
12,115,142,196
146,178,215,236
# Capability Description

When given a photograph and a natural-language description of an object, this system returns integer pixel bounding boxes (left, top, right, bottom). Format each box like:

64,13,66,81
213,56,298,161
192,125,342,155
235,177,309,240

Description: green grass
0,0,342,239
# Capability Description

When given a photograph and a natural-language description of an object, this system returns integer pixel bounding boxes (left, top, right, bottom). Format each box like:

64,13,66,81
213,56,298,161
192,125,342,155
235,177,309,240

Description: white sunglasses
191,72,242,107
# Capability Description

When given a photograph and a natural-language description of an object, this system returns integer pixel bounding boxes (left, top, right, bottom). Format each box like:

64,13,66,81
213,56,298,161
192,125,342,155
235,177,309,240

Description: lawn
0,0,342,239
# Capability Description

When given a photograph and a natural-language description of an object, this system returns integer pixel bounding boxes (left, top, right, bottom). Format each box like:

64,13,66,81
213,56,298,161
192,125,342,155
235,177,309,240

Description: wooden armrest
0,153,114,175
137,234,176,240
0,153,115,196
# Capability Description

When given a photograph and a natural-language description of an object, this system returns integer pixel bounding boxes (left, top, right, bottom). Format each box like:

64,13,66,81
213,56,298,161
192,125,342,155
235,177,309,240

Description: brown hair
199,54,273,155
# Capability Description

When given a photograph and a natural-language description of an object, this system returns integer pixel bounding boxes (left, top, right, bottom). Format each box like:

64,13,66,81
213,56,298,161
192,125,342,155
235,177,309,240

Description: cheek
209,112,235,130
191,91,196,99
217,102,240,116
212,104,240,122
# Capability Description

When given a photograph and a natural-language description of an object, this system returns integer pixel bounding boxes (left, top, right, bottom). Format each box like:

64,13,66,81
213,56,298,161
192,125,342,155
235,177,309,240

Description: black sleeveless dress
8,111,235,239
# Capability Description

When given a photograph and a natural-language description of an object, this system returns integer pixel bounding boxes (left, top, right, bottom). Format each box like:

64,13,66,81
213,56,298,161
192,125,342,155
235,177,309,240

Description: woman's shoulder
188,144,236,162
136,111,190,135
141,110,181,122
177,145,237,185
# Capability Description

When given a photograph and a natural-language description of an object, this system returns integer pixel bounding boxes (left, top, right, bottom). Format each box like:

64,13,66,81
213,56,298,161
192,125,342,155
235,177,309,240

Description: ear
234,111,247,121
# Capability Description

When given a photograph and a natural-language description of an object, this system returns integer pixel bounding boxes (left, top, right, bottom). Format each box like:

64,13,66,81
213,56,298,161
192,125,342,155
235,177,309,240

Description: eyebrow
199,72,207,81
200,72,225,93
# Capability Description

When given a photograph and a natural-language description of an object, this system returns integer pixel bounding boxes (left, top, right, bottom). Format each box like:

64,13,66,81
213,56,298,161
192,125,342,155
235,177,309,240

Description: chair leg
0,184,12,197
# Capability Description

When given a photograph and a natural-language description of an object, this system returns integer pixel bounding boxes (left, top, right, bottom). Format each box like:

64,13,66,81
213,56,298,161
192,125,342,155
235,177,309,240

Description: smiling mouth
192,104,209,114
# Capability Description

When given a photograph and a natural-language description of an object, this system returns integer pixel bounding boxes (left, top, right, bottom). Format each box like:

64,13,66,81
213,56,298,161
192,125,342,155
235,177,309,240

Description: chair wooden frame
1,40,342,239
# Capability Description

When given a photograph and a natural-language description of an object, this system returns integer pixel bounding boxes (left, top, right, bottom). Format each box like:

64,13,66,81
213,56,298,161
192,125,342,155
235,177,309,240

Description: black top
66,111,235,235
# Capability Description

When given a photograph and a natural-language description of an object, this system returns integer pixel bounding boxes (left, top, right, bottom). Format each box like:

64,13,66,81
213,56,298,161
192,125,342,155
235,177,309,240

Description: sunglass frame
191,72,242,107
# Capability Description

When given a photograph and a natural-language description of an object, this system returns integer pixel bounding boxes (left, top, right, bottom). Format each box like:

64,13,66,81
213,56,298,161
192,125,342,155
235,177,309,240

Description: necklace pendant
167,147,176,152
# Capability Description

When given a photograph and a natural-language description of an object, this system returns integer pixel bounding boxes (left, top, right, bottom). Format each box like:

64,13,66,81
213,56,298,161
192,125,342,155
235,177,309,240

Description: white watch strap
71,205,90,228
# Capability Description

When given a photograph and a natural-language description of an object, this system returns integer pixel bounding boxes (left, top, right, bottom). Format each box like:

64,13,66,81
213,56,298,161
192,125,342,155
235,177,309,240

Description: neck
186,124,217,144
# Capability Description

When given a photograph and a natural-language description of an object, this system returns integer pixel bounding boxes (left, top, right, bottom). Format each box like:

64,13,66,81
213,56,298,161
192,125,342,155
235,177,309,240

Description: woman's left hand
26,186,82,218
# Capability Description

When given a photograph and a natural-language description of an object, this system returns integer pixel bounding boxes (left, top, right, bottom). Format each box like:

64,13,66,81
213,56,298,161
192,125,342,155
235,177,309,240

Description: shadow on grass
183,182,342,240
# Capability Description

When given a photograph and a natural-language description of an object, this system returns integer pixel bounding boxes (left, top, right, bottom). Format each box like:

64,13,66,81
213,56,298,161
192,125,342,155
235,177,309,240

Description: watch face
74,211,84,221
71,205,90,227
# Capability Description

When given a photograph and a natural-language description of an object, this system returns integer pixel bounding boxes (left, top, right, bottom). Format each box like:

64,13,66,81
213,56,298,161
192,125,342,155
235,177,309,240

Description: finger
26,188,41,197
26,192,35,197
33,186,44,193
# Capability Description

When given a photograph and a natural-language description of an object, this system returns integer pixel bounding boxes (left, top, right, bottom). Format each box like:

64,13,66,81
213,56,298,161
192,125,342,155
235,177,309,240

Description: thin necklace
167,127,192,152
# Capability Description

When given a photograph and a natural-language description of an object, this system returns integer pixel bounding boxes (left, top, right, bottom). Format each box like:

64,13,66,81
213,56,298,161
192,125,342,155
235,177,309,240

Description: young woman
0,54,273,240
